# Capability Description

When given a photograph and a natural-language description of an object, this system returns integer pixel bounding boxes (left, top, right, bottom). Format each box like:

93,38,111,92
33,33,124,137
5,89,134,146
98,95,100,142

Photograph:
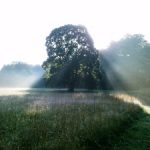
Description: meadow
0,89,149,150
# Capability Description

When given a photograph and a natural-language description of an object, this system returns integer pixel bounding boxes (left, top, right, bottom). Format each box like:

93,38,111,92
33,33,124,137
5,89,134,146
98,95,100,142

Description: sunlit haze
0,0,150,69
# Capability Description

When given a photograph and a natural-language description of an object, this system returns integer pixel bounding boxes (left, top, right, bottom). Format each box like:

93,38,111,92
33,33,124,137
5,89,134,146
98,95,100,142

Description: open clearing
0,88,149,150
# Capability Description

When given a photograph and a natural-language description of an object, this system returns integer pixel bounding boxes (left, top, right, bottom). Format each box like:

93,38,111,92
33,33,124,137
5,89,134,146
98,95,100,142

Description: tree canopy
42,24,101,91
101,34,150,90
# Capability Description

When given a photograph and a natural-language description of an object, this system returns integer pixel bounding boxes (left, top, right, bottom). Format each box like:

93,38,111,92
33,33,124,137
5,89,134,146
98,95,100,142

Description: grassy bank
113,115,150,150
0,91,145,150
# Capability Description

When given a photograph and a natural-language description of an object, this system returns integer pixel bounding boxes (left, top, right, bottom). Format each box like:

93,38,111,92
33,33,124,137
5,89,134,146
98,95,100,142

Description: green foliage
43,24,101,91
101,34,150,90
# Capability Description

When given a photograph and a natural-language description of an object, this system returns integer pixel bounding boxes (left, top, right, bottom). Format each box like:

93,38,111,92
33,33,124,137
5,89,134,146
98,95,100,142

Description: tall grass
0,91,145,150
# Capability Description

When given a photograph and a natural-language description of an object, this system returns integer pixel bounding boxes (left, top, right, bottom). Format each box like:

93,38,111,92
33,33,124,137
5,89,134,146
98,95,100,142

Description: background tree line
101,34,150,90
1,25,150,90
0,62,44,88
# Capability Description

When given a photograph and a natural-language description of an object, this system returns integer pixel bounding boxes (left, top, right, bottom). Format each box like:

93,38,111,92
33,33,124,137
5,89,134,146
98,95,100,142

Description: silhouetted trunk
68,84,74,92
68,68,78,92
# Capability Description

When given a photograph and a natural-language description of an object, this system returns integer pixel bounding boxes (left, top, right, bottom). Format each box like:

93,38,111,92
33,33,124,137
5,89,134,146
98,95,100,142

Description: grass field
0,89,149,150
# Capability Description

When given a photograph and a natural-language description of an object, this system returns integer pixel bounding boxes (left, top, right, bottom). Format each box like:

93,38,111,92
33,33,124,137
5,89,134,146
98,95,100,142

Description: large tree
42,24,101,91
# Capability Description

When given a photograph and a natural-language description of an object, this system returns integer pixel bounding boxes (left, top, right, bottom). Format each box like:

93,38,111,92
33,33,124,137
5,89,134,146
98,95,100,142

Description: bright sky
0,0,150,69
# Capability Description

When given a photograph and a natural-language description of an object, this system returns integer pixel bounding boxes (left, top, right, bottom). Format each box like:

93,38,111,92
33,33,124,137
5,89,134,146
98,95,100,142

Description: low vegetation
0,90,146,150
114,114,150,150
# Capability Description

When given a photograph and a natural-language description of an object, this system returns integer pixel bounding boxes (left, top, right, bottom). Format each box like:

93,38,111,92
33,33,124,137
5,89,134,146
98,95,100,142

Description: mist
0,62,45,88
101,34,150,90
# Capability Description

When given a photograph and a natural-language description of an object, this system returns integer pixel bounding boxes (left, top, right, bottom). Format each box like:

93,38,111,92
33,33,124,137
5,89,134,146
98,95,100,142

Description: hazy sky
0,0,150,69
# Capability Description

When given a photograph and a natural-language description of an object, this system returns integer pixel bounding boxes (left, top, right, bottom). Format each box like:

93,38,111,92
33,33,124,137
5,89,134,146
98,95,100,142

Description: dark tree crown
42,24,101,91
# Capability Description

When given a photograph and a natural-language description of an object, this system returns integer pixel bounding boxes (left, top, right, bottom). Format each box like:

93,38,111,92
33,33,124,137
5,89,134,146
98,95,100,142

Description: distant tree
102,34,150,89
0,62,44,87
107,34,147,57
42,24,101,91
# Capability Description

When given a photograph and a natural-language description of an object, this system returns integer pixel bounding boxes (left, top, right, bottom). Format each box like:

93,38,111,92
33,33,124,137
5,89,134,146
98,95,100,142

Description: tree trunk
68,67,78,92
68,82,74,92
